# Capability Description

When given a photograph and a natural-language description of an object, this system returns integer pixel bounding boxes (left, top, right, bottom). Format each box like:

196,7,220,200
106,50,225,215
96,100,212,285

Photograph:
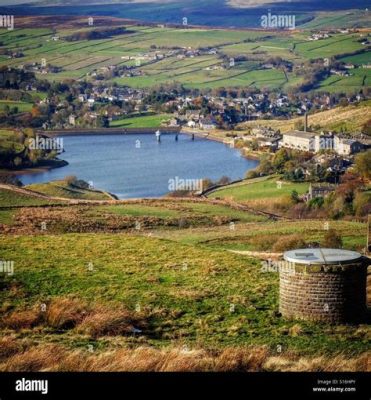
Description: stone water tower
279,248,369,324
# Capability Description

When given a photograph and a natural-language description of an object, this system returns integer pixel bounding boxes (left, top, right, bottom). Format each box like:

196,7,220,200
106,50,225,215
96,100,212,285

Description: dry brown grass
1,343,369,372
2,344,65,372
214,347,269,372
1,298,147,339
45,297,89,329
0,337,25,360
76,306,146,338
1,309,41,331
264,352,371,372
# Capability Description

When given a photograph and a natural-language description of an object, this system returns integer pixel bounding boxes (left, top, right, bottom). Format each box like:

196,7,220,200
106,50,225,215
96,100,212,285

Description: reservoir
19,133,258,199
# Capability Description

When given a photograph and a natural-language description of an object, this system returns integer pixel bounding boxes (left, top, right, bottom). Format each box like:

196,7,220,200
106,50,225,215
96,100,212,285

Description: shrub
249,234,279,251
245,169,259,179
64,175,77,185
321,229,342,248
353,192,371,217
272,234,306,252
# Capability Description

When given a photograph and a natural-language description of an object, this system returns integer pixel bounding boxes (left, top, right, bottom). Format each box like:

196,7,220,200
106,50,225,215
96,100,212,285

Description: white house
281,131,315,152
334,137,363,156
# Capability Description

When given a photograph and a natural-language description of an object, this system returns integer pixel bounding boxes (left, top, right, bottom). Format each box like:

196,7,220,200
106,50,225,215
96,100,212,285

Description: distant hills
0,0,369,10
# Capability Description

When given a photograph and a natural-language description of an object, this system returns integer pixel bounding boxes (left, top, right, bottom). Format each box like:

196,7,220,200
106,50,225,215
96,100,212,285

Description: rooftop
284,130,315,139
283,248,363,265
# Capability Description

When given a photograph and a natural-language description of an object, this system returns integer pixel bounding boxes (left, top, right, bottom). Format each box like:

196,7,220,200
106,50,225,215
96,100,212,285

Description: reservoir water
19,133,258,199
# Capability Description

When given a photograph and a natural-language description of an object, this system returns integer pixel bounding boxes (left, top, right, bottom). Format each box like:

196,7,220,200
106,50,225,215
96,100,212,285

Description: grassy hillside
0,187,56,207
0,17,368,91
238,101,371,134
0,197,268,232
154,219,367,252
208,175,309,202
0,189,369,371
25,179,115,200
0,230,369,372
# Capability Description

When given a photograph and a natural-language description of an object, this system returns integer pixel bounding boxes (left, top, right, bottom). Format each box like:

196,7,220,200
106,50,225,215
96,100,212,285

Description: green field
0,229,369,358
153,219,367,252
208,176,309,202
317,68,371,93
0,187,55,207
1,22,368,91
25,180,115,200
0,100,33,112
0,181,369,371
110,114,172,128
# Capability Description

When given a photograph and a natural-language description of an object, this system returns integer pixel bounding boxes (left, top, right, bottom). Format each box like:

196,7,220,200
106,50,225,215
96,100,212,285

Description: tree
273,148,290,171
354,150,371,180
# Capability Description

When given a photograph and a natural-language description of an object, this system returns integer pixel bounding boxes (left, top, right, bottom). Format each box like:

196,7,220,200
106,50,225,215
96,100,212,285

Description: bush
321,229,342,248
272,234,306,252
64,175,77,185
308,196,324,209
245,170,259,179
353,192,371,217
249,234,279,251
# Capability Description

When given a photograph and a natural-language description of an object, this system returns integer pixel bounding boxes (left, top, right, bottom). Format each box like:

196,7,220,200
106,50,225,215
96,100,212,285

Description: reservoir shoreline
4,131,256,197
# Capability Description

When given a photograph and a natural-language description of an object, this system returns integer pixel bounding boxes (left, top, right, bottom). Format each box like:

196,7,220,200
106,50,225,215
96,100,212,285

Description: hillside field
238,101,371,134
0,17,369,92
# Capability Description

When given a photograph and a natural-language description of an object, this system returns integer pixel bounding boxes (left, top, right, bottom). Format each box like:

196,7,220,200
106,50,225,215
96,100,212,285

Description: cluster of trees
0,129,63,169
0,67,36,90
246,147,355,184
246,149,314,180
65,27,130,41
294,60,329,92
289,151,371,219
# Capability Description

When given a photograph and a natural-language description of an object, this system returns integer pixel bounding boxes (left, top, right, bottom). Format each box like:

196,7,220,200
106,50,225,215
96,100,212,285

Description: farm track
228,249,282,259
